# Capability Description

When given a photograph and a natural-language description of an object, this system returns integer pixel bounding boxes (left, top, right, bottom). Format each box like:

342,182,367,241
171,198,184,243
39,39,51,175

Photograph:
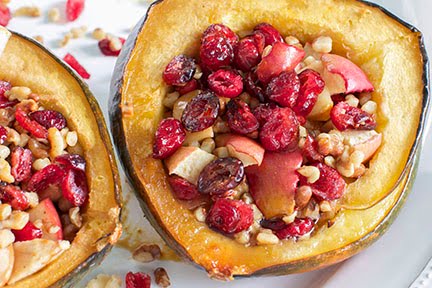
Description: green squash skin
109,0,429,277
8,31,123,288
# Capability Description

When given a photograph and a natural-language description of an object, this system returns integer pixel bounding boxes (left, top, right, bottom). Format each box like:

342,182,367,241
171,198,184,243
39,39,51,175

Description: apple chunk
215,134,265,167
0,245,13,286
308,87,333,121
165,146,216,184
341,130,382,162
28,198,63,241
245,151,303,219
321,53,374,95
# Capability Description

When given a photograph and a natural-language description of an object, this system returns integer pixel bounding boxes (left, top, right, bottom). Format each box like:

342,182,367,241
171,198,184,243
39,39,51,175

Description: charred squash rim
2,31,122,287
110,0,429,278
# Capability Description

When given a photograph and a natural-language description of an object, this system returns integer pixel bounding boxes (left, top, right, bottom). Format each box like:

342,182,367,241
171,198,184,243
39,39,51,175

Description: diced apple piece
340,130,382,162
245,151,303,218
0,27,11,57
8,239,70,284
257,42,305,84
184,127,214,146
28,198,63,241
172,90,200,120
0,245,13,287
308,87,333,121
321,53,374,95
216,134,265,167
165,147,216,184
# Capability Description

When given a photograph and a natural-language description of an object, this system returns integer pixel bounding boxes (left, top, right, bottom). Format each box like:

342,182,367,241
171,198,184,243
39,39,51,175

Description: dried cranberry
198,157,244,195
0,184,29,210
15,108,48,139
0,125,7,144
0,81,11,97
253,23,284,46
125,272,151,288
331,102,376,131
168,175,200,200
66,0,85,21
331,94,346,105
302,134,324,163
201,24,238,48
266,71,300,108
27,164,65,194
62,169,88,207
181,91,219,132
260,218,287,231
299,163,346,200
244,72,266,102
11,147,32,182
253,103,279,125
0,4,11,26
29,110,67,130
98,37,126,57
176,79,199,95
0,98,18,109
163,55,196,86
234,37,261,72
259,107,299,151
153,118,186,159
293,69,325,117
55,154,86,172
207,69,243,98
200,36,234,71
12,222,43,242
274,218,315,240
63,53,91,79
206,198,253,234
226,98,259,135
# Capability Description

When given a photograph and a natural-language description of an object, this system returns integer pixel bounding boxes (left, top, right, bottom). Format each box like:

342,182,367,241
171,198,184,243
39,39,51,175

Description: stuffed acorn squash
110,0,428,279
0,28,121,287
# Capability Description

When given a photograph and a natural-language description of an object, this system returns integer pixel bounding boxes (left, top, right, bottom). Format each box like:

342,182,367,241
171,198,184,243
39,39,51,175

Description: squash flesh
113,0,426,278
0,34,121,287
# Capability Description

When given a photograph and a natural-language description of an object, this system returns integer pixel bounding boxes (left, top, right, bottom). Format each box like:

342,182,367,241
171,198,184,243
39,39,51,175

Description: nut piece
361,100,378,114
0,158,14,183
48,127,66,159
193,206,206,222
312,36,332,53
0,145,10,159
256,232,279,245
70,26,88,39
213,147,229,158
92,28,106,40
345,94,359,107
48,8,60,22
2,211,29,230
317,132,344,157
24,192,39,208
59,33,72,48
163,92,180,109
69,207,82,228
154,267,171,288
14,6,41,17
0,203,12,220
297,166,320,184
200,138,215,153
6,87,31,101
66,131,78,147
33,158,51,171
234,230,250,244
285,36,300,46
295,186,312,209
85,274,122,288
132,244,161,263
0,229,14,248
109,37,123,51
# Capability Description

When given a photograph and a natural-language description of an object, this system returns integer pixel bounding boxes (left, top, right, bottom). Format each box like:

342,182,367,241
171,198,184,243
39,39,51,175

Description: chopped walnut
14,6,41,17
316,131,344,157
48,8,60,22
92,28,106,40
59,33,72,48
70,26,88,39
69,207,82,228
132,244,161,263
154,267,171,287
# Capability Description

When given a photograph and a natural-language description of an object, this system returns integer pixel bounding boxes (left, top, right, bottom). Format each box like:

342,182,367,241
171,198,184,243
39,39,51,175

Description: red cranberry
175,79,199,95
299,163,346,200
27,164,65,194
201,24,238,48
331,102,376,131
253,23,284,46
98,37,126,57
266,71,300,108
12,222,43,242
226,98,259,135
181,91,220,132
168,175,200,200
200,36,234,71
0,4,11,26
0,126,7,144
198,157,244,195
244,72,266,102
11,147,32,183
62,169,88,207
207,69,243,98
206,198,253,234
0,81,11,97
66,0,85,21
302,134,324,163
29,110,67,130
234,37,261,72
331,94,346,105
163,55,196,86
153,118,186,159
125,272,151,288
253,103,279,125
293,69,325,117
259,107,299,151
0,184,29,210
63,53,91,79
15,109,48,139
55,154,86,172
274,218,315,240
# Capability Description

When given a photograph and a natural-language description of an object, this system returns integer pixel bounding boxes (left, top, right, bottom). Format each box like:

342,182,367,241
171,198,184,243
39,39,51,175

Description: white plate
7,0,432,287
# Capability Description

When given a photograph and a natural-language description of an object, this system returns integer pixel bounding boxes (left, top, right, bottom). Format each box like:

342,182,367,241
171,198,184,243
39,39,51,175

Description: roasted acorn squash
1,31,122,287
110,0,429,279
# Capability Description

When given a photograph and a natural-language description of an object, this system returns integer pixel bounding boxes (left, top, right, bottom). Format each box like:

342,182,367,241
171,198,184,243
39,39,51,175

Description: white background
6,0,432,287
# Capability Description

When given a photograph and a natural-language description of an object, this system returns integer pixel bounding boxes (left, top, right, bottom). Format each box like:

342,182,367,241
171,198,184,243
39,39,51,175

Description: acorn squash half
110,0,429,279
1,31,122,287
